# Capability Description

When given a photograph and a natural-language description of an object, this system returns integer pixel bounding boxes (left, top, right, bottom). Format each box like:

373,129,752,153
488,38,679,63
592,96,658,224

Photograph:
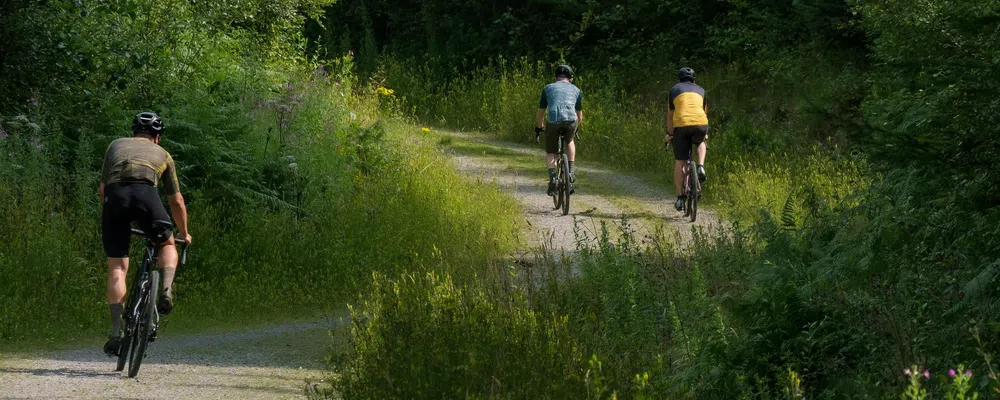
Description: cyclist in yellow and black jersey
665,67,709,211
99,112,191,356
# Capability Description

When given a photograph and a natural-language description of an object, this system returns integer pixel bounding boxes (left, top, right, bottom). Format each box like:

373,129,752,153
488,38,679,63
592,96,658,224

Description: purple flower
904,368,911,376
950,369,957,377
967,370,973,377
608,242,615,249
923,370,930,379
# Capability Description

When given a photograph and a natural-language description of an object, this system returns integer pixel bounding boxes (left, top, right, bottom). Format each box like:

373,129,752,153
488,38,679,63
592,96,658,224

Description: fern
781,193,796,230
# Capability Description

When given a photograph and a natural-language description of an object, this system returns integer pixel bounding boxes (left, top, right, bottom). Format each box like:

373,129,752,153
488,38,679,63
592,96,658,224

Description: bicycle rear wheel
127,270,159,378
688,167,699,223
560,154,570,215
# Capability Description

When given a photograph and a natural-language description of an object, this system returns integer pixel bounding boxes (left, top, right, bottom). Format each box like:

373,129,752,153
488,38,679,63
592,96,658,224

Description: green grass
0,70,522,350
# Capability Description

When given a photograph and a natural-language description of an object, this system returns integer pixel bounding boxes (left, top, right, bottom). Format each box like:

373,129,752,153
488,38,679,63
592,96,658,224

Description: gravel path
0,314,347,399
442,131,722,252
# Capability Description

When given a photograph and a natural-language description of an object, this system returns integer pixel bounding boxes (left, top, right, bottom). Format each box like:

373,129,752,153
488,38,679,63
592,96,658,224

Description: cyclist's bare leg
695,141,707,165
107,257,130,304
567,141,576,162
546,153,558,169
673,160,686,195
107,257,129,339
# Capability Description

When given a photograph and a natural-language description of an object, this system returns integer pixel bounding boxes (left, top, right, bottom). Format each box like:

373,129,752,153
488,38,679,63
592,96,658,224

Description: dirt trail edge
440,130,721,251
0,313,348,399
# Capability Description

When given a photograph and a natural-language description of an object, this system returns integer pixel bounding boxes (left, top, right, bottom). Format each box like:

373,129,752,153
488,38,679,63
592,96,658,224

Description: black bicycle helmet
555,65,574,78
678,67,696,82
132,112,164,135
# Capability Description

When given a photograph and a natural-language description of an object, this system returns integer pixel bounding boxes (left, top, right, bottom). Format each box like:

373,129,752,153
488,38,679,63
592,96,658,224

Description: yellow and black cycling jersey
669,82,708,128
101,137,180,195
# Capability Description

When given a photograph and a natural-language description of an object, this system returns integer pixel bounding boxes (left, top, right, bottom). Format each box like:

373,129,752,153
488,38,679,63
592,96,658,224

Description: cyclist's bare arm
666,109,675,139
98,183,104,200
536,109,545,128
167,193,191,244
576,110,583,125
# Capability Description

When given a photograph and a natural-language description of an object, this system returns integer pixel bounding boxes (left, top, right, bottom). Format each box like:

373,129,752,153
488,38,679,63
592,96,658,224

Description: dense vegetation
0,1,520,345
3,0,999,398
312,0,1000,398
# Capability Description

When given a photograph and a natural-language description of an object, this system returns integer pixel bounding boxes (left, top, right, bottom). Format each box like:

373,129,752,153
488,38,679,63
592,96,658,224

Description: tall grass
319,54,1000,398
324,181,1000,398
0,60,521,346
380,54,868,226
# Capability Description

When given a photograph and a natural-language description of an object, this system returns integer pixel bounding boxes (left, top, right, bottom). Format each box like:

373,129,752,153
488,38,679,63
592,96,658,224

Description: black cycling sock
110,303,123,337
548,168,557,181
568,161,574,173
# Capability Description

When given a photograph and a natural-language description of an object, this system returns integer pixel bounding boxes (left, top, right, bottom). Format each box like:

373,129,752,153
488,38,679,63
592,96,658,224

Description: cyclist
665,67,709,211
535,64,583,196
99,112,192,356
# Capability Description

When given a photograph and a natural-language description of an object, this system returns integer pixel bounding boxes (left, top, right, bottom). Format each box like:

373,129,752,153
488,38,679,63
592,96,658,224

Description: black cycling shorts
545,121,578,154
102,182,171,258
672,125,709,161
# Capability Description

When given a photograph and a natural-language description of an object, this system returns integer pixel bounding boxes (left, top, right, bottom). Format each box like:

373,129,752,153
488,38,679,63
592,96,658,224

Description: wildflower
376,87,395,96
608,242,615,249
924,370,930,379
335,81,340,86
950,369,956,377
967,370,973,377
904,368,911,376
421,127,430,133
29,98,38,107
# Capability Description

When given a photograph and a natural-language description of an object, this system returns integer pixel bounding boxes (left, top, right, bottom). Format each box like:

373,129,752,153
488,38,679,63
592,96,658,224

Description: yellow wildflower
376,86,395,96
421,127,431,133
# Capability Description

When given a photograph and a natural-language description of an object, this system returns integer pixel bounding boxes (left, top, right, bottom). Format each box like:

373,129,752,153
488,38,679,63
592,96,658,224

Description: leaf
963,260,1000,299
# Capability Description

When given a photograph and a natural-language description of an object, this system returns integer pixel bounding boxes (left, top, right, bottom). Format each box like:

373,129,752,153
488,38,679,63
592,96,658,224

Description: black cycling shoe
157,292,174,315
547,181,558,196
674,196,686,212
697,165,707,182
103,336,122,357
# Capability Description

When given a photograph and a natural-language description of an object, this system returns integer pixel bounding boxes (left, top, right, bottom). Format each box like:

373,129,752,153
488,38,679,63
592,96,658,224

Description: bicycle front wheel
127,270,159,378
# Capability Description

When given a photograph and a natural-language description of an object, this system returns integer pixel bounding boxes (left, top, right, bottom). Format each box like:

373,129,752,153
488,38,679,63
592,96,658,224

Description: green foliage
853,0,1000,178
311,0,862,72
328,271,588,399
0,0,522,345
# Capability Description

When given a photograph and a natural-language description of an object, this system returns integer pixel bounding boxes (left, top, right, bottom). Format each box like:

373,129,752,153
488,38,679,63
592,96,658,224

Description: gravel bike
537,128,577,216
115,221,188,378
665,141,702,223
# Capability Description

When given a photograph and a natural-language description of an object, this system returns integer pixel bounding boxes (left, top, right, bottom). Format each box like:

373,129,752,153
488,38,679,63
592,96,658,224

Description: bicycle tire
689,166,699,223
127,270,159,378
553,181,562,210
116,263,146,372
115,316,132,371
560,154,570,216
